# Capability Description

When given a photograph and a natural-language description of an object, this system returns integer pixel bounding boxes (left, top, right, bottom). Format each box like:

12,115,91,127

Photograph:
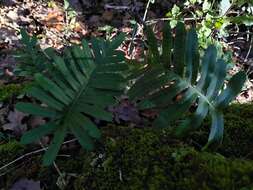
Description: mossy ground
0,103,253,189
0,83,26,101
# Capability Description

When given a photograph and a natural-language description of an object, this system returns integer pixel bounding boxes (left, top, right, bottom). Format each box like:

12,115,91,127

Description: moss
72,127,253,190
0,140,26,188
190,103,253,159
0,84,26,101
0,140,25,163
1,104,253,189
219,104,253,159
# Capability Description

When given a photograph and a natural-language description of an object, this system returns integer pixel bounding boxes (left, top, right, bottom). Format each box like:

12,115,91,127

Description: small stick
0,138,77,173
104,4,130,10
245,37,253,62
145,17,203,25
142,0,152,22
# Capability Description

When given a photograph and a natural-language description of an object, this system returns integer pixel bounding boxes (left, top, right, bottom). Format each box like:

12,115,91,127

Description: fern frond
128,22,246,147
16,35,128,165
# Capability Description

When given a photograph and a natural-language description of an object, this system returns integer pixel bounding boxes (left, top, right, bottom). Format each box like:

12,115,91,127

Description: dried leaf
28,116,46,128
10,178,41,190
108,97,141,124
2,109,27,136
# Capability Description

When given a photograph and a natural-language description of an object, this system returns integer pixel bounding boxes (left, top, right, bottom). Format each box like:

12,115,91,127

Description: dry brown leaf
102,10,114,21
44,10,65,31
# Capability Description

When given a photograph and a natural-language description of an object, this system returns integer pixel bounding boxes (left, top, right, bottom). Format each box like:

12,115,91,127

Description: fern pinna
16,34,128,165
128,22,246,148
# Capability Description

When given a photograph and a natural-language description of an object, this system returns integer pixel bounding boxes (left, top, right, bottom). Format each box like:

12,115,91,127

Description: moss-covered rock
71,127,253,190
190,103,253,159
1,103,253,189
0,84,26,101
220,104,253,159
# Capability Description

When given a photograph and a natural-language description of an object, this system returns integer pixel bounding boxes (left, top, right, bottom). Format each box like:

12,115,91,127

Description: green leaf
174,22,186,76
43,126,67,166
16,102,57,118
128,22,246,149
206,111,224,146
21,123,57,144
175,99,209,136
145,25,160,63
35,73,71,105
197,45,217,92
109,33,125,50
154,89,197,128
227,15,253,26
28,87,64,111
162,22,172,68
53,55,80,91
185,28,199,83
70,120,94,150
216,71,246,108
17,33,128,165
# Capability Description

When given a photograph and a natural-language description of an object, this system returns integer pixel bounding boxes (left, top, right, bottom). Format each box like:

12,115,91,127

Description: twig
145,17,203,25
128,0,153,59
142,0,152,22
104,4,130,10
245,37,253,62
0,138,77,174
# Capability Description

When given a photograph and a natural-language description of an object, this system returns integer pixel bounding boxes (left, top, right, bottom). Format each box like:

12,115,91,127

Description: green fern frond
128,22,246,147
14,29,55,76
16,35,128,165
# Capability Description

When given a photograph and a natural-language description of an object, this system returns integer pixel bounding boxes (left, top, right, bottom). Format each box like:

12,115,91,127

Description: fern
16,34,128,165
128,22,246,147
14,29,55,76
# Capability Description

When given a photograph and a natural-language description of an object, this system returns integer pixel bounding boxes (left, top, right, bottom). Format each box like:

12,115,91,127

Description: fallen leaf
10,178,41,190
102,10,114,21
28,116,46,128
44,10,65,31
108,97,141,124
2,109,27,136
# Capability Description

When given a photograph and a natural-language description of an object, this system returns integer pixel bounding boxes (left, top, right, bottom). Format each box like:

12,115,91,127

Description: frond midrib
169,70,215,111
63,64,96,118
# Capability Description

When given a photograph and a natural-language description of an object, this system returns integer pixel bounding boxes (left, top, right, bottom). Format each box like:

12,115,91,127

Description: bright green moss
0,84,25,101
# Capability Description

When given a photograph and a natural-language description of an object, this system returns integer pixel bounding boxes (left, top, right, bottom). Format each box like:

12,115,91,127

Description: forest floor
0,0,253,189
1,0,253,101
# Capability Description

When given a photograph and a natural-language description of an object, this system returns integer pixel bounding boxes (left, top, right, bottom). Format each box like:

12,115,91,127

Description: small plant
166,0,253,50
16,34,128,165
128,22,246,147
15,23,246,165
